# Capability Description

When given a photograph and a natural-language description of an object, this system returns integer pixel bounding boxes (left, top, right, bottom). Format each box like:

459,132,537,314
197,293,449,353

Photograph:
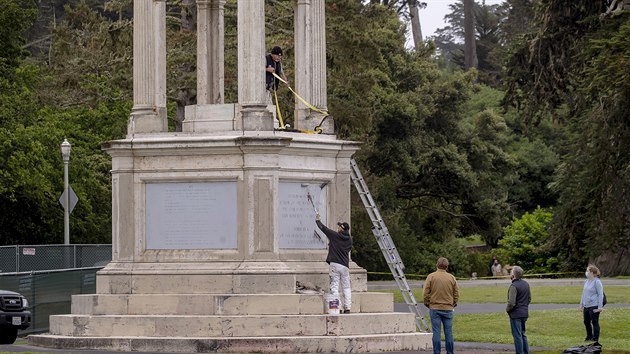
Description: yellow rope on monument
271,73,330,134
273,87,286,129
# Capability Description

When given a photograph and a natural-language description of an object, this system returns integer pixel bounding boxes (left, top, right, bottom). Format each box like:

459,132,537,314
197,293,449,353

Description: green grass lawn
385,285,630,304
453,307,630,351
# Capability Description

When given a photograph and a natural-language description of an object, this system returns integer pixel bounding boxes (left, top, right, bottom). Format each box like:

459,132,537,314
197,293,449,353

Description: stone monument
29,0,431,352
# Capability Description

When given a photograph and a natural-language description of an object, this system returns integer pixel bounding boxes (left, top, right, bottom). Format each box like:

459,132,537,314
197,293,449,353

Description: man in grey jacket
315,214,353,313
506,266,531,354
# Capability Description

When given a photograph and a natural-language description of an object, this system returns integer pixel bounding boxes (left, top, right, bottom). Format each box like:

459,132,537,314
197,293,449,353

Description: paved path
369,277,630,290
394,302,630,314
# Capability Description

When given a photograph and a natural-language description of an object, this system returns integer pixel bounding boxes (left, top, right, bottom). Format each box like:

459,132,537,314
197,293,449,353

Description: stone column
293,0,311,130
237,0,273,131
128,0,167,136
310,0,333,133
154,0,167,124
197,0,225,104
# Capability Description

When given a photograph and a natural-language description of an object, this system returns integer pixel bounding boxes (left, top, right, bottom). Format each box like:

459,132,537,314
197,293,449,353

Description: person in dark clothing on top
315,214,353,313
265,46,288,91
506,265,531,354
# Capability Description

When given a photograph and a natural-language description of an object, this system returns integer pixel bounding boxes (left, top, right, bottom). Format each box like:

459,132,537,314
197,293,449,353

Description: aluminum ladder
349,158,430,332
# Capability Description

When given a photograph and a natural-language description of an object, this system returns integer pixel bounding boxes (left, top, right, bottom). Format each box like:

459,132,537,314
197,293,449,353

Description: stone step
96,262,368,295
48,312,416,337
29,332,432,353
71,292,393,315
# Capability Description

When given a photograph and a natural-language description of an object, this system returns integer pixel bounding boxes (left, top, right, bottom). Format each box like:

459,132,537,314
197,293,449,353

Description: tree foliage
504,0,630,274
499,206,556,273
0,0,37,80
432,0,514,86
0,0,127,245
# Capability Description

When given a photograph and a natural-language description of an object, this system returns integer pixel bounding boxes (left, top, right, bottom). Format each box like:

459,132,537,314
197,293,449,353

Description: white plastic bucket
324,294,340,315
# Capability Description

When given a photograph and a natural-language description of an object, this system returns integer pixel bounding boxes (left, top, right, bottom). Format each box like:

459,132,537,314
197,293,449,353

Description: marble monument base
28,132,431,352
29,291,431,352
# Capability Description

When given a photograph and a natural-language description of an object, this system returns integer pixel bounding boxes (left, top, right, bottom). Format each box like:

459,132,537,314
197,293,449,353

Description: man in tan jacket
423,257,459,354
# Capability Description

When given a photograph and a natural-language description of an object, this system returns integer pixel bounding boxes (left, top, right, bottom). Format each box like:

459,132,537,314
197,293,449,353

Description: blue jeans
430,309,454,354
510,317,529,354
583,307,600,341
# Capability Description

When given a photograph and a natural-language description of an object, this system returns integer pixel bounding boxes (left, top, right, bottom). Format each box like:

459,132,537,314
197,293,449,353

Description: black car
0,290,31,344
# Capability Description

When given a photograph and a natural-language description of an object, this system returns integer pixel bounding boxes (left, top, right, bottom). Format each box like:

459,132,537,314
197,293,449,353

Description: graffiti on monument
278,182,327,249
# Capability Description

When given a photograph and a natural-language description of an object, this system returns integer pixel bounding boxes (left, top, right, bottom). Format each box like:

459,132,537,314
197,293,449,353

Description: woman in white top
579,264,604,343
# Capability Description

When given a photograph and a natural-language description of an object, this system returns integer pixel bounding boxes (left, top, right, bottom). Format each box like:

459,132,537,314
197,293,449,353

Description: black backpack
562,342,602,354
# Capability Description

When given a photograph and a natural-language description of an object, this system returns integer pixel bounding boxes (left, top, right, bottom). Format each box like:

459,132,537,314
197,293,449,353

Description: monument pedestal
29,132,431,352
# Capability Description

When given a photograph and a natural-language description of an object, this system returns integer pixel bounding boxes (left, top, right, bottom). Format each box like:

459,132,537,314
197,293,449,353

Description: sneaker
342,309,351,314
585,337,593,341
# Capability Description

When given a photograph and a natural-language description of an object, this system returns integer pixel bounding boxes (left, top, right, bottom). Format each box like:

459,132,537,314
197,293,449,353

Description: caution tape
271,72,329,134
272,72,329,117
272,87,286,129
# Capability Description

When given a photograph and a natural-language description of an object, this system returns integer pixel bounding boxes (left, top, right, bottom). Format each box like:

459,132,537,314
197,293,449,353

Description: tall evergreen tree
504,0,630,275
432,0,506,86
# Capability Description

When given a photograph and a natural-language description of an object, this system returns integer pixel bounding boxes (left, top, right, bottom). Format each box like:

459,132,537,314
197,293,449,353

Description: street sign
58,186,79,214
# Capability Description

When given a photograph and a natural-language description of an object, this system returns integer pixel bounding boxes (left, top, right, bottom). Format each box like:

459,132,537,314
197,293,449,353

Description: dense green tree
0,0,37,80
504,0,630,275
325,0,480,275
0,106,120,245
326,1,524,276
499,206,556,273
0,1,127,245
34,1,132,110
464,85,560,215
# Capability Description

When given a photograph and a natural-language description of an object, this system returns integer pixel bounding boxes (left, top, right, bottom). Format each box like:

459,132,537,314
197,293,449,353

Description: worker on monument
265,46,288,92
315,214,353,313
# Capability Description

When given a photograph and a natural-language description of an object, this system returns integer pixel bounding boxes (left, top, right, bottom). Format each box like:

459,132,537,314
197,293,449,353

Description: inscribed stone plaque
278,182,327,249
145,182,237,249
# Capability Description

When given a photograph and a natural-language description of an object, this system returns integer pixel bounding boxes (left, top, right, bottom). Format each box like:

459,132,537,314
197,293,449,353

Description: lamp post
61,139,71,245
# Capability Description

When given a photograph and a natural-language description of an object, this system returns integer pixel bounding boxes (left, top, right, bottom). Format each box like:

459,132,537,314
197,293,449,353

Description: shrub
499,206,557,273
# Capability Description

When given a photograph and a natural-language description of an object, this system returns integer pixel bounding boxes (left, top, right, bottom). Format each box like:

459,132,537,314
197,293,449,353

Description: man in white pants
316,214,353,313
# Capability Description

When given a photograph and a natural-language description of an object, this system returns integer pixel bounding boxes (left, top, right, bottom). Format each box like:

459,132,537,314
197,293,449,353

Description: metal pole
63,159,69,245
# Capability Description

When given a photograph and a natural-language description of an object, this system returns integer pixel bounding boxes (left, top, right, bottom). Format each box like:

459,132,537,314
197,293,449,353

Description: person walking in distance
315,214,353,313
506,266,531,354
423,257,459,354
491,258,503,277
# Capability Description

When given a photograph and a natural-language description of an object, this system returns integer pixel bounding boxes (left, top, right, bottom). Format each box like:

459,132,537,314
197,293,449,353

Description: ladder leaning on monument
349,158,430,332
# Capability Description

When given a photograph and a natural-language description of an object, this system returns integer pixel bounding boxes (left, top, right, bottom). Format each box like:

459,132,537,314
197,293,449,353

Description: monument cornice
102,133,361,158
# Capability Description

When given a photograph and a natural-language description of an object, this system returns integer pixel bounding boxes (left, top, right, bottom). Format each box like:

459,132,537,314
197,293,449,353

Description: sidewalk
368,277,630,290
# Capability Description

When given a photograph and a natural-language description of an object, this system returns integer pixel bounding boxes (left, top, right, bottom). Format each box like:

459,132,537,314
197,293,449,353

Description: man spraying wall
315,214,353,313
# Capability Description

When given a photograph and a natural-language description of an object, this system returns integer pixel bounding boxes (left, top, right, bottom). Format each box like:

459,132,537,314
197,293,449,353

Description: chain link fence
0,244,111,273
0,268,100,334
0,245,111,334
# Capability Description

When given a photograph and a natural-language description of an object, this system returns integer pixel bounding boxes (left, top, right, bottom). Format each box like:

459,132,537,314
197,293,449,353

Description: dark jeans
430,309,454,354
510,317,529,354
583,306,600,341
